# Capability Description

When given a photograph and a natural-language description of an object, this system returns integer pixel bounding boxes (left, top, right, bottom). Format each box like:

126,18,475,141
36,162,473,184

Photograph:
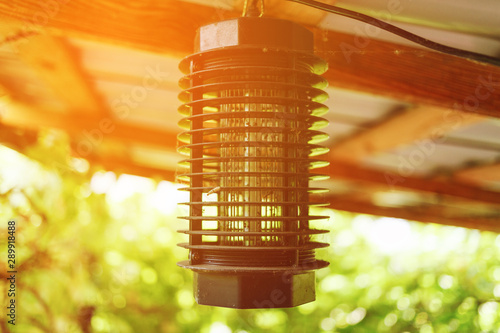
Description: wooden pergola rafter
0,0,499,231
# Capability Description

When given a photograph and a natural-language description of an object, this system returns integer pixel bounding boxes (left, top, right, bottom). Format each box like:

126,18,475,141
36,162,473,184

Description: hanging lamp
176,0,330,308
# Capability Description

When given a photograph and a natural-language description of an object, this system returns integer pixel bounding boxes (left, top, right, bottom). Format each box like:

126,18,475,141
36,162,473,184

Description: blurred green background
1,130,499,333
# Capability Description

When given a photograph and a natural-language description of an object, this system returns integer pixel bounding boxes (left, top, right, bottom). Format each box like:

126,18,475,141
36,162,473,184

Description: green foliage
0,130,499,333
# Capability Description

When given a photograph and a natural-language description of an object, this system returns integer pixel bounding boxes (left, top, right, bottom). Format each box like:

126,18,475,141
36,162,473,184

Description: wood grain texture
329,105,484,162
1,0,499,116
0,0,231,57
312,27,500,118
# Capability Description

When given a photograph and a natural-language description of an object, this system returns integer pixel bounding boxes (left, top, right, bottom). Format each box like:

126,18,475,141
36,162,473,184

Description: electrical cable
287,0,500,67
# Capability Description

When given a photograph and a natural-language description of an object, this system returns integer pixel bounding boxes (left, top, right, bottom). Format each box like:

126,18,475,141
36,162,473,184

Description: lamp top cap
195,17,314,53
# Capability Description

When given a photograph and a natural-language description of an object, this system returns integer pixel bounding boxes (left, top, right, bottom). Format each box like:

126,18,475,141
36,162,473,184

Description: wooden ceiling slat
1,101,179,153
1,0,499,117
326,197,500,232
15,34,108,116
454,162,500,186
325,159,500,205
329,105,484,162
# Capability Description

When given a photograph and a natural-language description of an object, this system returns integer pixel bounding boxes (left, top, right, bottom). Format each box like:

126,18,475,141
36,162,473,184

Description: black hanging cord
287,0,500,67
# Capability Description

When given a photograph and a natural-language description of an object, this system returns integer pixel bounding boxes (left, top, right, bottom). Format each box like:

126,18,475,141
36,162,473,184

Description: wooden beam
234,0,336,25
326,197,500,233
454,162,500,187
0,123,38,150
329,105,484,162
5,100,498,209
313,27,500,118
0,0,228,57
325,159,500,206
0,101,179,153
14,34,107,116
1,0,499,117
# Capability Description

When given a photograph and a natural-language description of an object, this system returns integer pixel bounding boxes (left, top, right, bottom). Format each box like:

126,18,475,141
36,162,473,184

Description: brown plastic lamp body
177,16,330,309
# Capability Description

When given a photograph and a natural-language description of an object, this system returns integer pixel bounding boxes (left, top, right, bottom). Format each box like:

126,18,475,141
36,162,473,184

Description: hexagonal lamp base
193,271,316,309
